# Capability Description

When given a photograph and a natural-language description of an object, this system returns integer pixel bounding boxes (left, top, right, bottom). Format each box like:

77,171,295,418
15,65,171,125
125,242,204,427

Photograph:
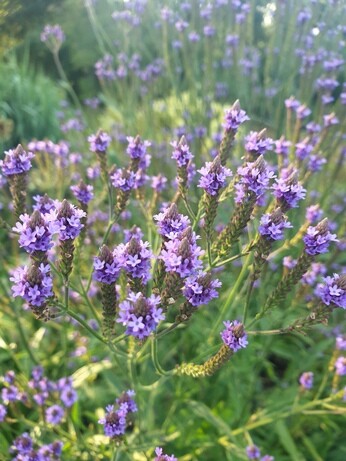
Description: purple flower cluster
88,130,111,152
272,169,306,210
183,271,221,306
117,237,153,283
53,200,86,240
235,156,275,204
33,194,58,214
316,274,346,309
274,136,291,157
154,447,178,461
10,264,53,307
40,24,65,45
111,168,137,191
126,135,151,160
223,100,249,132
70,181,94,204
117,292,164,339
303,219,338,255
93,245,122,284
0,145,34,176
12,211,60,254
154,203,190,240
258,210,292,241
171,137,193,167
10,432,63,461
244,130,273,156
99,390,137,438
151,174,168,192
198,157,232,196
299,371,314,389
220,320,248,352
246,445,261,459
160,227,204,277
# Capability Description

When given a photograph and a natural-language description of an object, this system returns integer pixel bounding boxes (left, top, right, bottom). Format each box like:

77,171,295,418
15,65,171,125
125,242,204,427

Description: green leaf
275,420,305,460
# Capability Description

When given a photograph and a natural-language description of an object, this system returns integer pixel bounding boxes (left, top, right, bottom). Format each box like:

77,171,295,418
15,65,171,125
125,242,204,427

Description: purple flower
261,456,274,461
221,320,248,352
303,219,338,256
274,136,291,156
117,292,165,339
11,433,33,454
93,245,122,284
272,168,306,210
111,168,137,191
258,209,292,241
235,156,275,204
151,174,167,192
285,96,300,109
295,104,311,119
246,445,261,459
188,31,200,42
46,405,64,425
0,145,34,176
88,130,111,152
53,200,86,240
60,387,78,407
299,371,314,389
171,137,193,167
308,155,327,172
183,271,221,306
71,181,94,204
244,130,273,156
198,157,232,196
40,24,65,48
126,135,151,160
10,264,53,307
117,237,153,283
1,384,19,403
12,210,59,254
302,262,326,286
99,404,128,438
124,226,143,243
0,404,6,422
306,205,323,223
295,138,313,160
316,274,346,309
323,113,339,127
116,389,138,413
335,357,346,376
33,194,57,214
223,100,249,131
160,227,204,277
154,203,190,240
336,335,346,351
154,447,178,461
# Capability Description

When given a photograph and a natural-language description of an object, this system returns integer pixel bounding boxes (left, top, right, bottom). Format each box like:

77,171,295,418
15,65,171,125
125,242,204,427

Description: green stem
151,336,174,377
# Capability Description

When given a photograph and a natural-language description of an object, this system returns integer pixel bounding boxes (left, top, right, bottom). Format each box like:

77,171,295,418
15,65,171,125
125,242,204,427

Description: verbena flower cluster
99,390,137,439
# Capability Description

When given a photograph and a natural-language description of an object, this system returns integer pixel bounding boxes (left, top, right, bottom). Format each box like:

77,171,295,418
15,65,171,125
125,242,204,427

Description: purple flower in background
123,226,143,243
154,203,190,240
244,130,273,156
198,157,232,196
323,113,339,127
93,245,122,284
88,130,111,152
95,54,116,80
336,335,346,351
60,386,77,407
0,145,34,176
303,219,338,256
111,168,137,191
154,447,178,461
261,456,274,461
151,174,167,192
316,274,346,309
40,24,65,51
272,168,306,210
117,292,164,339
274,136,291,157
285,96,300,110
295,138,313,160
160,227,204,277
11,433,33,454
221,320,248,352
246,445,261,459
302,262,326,286
295,104,311,119
306,205,323,223
2,384,19,403
126,135,151,160
10,264,53,307
235,156,275,204
171,136,193,167
71,181,94,204
117,237,153,283
12,210,59,254
299,371,314,389
335,357,346,376
183,271,221,306
33,194,58,214
46,405,64,425
188,31,200,42
258,209,292,241
0,404,6,422
54,200,86,240
203,24,216,37
308,154,327,172
223,100,249,131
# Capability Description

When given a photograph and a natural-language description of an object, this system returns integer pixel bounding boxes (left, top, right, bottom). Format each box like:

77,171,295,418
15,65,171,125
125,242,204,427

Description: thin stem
150,336,174,377
52,51,81,110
